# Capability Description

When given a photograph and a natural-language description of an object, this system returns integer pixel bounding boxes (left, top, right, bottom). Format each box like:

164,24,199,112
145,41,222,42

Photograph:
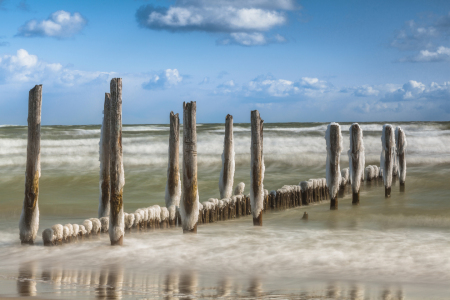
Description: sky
0,0,449,125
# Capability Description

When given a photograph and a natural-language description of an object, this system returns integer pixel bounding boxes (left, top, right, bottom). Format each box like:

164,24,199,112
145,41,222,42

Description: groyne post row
22,81,407,245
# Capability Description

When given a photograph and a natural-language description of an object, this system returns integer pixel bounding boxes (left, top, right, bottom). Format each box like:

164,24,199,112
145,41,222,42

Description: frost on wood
347,123,365,193
219,114,235,199
380,124,395,188
20,84,42,244
98,93,111,218
395,127,407,184
72,224,79,237
325,123,342,201
109,78,125,244
124,213,134,230
181,101,199,231
99,217,109,233
83,220,93,234
250,110,265,221
42,228,54,246
52,224,63,241
234,182,245,195
165,111,181,222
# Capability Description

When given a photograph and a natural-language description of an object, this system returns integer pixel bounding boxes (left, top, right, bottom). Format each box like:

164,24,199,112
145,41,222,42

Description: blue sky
0,0,449,125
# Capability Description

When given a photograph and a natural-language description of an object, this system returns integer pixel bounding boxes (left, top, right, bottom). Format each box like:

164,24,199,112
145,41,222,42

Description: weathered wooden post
250,110,264,226
219,114,235,199
395,127,407,191
19,85,42,245
165,111,181,227
381,124,395,198
326,123,342,210
98,93,111,218
348,123,364,205
181,101,199,233
109,78,125,245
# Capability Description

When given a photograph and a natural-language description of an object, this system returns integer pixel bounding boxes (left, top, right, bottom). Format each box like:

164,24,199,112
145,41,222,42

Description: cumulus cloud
400,46,450,62
0,49,112,86
392,12,450,62
341,85,380,97
17,10,87,38
142,69,183,90
381,80,450,102
136,0,297,46
214,75,333,98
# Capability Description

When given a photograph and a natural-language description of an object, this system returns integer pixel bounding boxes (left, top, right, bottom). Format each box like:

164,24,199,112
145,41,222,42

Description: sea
0,121,449,299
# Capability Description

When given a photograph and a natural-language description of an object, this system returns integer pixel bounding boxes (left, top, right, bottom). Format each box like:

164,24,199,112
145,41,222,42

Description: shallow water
0,122,449,299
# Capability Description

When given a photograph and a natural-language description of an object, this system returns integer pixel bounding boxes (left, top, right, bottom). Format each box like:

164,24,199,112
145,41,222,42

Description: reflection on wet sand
15,263,412,299
17,262,37,296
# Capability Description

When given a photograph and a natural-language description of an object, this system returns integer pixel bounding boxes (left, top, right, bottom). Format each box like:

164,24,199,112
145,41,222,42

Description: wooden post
109,78,125,245
396,127,407,192
381,125,395,198
165,111,181,227
349,123,364,205
98,93,111,218
250,110,264,226
326,123,342,210
181,101,199,233
19,85,42,245
219,114,235,199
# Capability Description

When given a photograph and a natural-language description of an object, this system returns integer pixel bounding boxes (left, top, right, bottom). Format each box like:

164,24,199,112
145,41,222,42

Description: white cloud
392,12,450,63
0,49,112,86
136,0,296,46
381,80,450,102
214,75,333,98
341,85,380,97
402,46,450,62
142,69,183,90
17,10,87,38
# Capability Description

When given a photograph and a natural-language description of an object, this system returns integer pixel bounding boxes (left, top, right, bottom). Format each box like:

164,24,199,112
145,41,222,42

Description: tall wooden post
19,84,42,245
349,123,364,205
98,93,111,218
219,114,235,199
165,111,181,227
381,125,395,198
109,78,125,245
181,102,199,233
250,110,264,226
326,123,342,210
396,127,407,191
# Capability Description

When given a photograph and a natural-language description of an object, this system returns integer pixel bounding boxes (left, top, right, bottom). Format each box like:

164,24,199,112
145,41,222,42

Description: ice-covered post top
19,84,42,245
395,126,407,187
181,101,199,233
109,78,125,245
98,93,111,218
348,123,365,205
165,111,181,226
381,124,395,197
326,122,342,210
250,110,264,225
219,114,235,199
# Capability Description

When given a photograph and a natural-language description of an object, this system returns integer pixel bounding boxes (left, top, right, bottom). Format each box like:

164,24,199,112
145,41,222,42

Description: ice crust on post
165,111,181,226
395,127,407,186
381,124,395,197
98,93,111,218
181,101,199,233
109,78,125,245
348,123,365,204
250,110,265,225
219,114,235,199
19,84,42,245
325,122,342,210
